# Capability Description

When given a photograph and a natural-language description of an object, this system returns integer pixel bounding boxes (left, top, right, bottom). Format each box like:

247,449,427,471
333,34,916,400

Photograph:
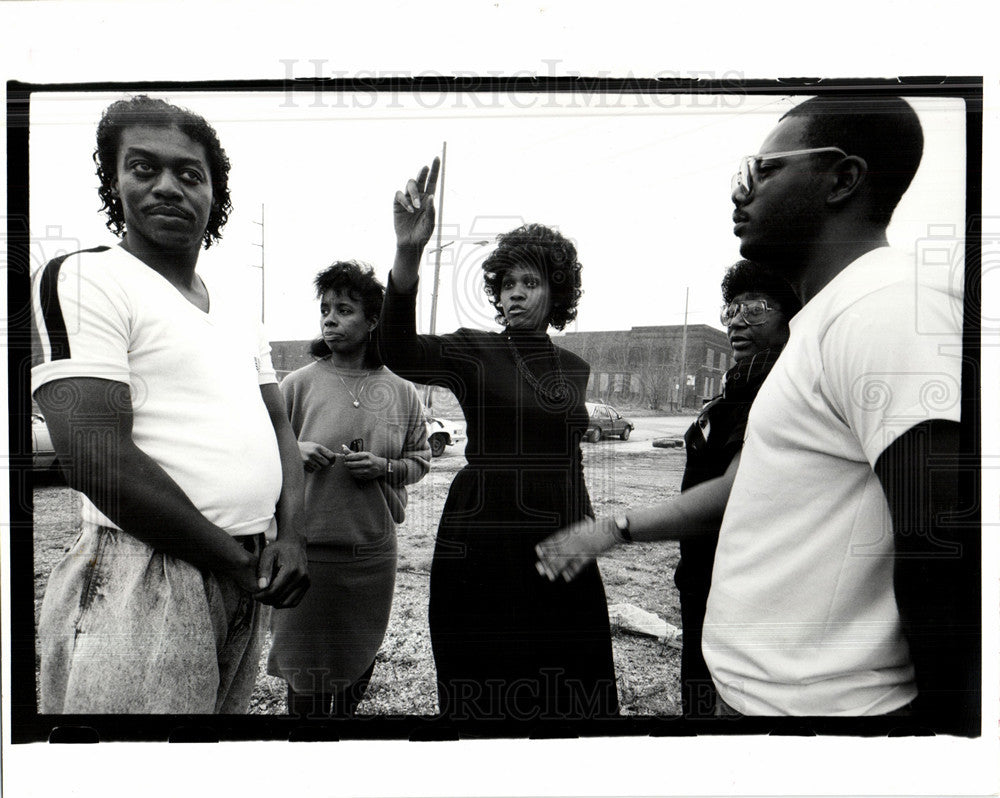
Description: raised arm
391,157,440,291
380,157,473,392
536,453,741,582
36,377,260,593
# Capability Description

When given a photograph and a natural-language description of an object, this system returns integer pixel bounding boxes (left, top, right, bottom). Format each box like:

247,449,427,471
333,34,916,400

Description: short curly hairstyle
94,95,233,249
481,223,583,331
308,260,385,368
721,259,802,317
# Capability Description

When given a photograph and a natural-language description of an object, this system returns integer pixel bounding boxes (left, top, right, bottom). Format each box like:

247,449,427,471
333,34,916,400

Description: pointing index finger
425,156,441,198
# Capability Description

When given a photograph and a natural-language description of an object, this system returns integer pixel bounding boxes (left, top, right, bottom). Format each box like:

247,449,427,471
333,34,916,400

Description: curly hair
481,223,583,331
721,259,802,317
308,260,385,368
781,96,923,227
94,95,233,249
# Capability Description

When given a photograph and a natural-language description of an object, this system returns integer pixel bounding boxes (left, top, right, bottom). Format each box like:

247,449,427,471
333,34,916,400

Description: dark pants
679,589,718,718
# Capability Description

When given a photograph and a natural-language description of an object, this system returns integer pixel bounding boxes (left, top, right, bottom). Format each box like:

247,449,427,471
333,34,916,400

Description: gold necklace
328,362,369,408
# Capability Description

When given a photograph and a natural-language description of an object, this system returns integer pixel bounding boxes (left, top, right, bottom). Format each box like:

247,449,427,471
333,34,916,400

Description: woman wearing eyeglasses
536,259,800,718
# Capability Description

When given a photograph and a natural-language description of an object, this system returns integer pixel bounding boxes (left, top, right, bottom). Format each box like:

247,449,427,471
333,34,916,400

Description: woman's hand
342,446,388,481
298,441,336,472
534,516,620,583
394,158,440,252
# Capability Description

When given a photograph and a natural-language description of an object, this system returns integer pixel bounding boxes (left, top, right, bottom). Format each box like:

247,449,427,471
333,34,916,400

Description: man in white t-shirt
703,96,976,732
31,95,309,713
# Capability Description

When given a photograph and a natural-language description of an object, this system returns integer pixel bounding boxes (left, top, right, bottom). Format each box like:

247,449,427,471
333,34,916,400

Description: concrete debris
608,602,683,649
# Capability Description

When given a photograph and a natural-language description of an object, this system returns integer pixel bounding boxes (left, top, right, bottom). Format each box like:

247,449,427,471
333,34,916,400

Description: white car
32,413,58,470
425,416,466,458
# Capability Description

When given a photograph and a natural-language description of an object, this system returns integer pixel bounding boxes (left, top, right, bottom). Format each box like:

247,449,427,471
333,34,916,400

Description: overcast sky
29,90,966,341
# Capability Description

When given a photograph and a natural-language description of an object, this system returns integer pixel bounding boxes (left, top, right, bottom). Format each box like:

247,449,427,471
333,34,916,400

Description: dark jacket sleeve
376,273,471,397
876,418,979,735
720,347,782,451
558,346,596,520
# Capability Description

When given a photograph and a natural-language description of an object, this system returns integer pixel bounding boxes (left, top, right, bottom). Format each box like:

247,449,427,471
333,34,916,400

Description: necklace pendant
353,400,360,408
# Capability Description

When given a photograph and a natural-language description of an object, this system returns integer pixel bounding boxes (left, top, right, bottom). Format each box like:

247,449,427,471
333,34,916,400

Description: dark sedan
584,402,634,442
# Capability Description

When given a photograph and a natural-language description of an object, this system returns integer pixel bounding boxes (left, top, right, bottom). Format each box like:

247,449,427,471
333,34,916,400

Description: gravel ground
30,437,686,717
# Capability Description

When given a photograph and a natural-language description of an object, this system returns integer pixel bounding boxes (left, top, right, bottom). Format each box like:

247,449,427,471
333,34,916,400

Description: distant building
272,325,733,412
557,324,733,410
269,340,315,382
269,339,463,417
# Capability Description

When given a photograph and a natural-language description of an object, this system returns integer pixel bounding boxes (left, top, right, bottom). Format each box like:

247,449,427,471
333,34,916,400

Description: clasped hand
297,440,386,480
535,517,619,583
299,440,335,472
253,534,310,609
341,445,387,481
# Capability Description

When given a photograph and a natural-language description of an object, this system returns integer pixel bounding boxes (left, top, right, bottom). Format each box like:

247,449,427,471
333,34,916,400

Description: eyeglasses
731,146,848,198
720,299,777,327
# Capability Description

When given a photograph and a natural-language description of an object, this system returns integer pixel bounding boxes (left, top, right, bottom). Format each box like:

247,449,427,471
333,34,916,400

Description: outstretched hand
534,516,620,583
394,157,440,252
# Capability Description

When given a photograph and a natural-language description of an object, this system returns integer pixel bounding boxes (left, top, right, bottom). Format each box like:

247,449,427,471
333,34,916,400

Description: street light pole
677,286,689,411
428,141,447,336
250,203,265,323
423,237,489,411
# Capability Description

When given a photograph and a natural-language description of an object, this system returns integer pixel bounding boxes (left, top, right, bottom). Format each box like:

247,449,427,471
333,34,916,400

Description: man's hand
253,534,310,608
35,377,270,582
218,547,261,595
535,517,619,583
342,446,388,481
299,440,336,472
393,158,439,252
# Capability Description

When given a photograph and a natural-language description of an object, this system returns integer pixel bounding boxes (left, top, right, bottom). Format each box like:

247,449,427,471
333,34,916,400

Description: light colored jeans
38,523,266,714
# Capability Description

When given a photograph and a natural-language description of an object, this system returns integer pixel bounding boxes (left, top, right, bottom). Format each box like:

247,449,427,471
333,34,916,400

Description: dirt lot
31,428,691,717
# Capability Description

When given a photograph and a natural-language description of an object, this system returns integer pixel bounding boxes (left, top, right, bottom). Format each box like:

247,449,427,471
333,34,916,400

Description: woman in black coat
378,160,618,724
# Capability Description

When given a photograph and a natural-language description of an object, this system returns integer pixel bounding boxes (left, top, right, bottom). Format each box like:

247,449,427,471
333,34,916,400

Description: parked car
425,416,466,458
32,412,58,471
584,402,634,442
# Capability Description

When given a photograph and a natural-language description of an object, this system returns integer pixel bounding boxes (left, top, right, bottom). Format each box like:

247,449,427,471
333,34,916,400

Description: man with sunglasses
703,97,973,731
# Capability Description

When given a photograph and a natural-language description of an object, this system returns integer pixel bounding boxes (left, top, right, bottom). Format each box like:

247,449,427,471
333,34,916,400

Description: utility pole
250,203,265,323
423,144,488,412
422,142,447,411
428,141,447,337
677,287,689,411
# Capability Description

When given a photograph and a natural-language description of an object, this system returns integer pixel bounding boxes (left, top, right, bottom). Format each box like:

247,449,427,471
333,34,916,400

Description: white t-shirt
703,247,963,716
31,245,282,537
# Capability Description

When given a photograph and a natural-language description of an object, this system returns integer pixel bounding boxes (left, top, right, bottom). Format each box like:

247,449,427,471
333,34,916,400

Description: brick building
271,325,733,411
268,339,462,415
557,324,733,410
